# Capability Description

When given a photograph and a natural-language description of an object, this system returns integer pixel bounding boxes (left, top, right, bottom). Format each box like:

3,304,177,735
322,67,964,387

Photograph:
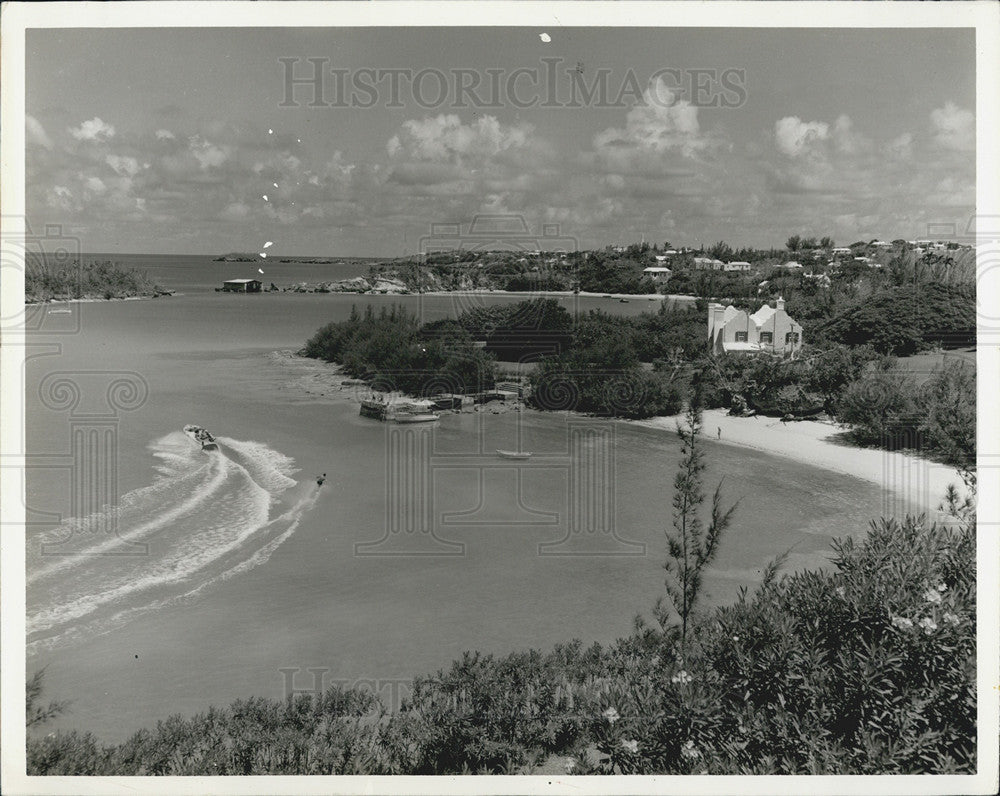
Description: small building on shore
222,278,262,293
643,266,672,283
707,297,803,355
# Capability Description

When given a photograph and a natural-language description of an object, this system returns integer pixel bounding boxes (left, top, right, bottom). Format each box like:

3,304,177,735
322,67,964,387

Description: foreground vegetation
25,258,168,302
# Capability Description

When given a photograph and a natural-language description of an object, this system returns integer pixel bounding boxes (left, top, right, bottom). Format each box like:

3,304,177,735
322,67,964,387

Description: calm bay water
24,256,888,742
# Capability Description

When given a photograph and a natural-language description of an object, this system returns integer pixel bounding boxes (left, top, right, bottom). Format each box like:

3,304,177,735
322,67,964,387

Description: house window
785,332,800,344
759,332,773,344
735,331,748,342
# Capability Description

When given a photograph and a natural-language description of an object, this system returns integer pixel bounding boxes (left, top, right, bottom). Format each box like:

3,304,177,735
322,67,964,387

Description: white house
693,256,725,271
707,297,803,355
832,247,852,255
781,261,803,269
724,261,751,272
643,266,672,283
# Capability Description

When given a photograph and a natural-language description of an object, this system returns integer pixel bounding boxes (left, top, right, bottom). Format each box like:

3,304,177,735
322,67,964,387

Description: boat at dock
183,424,219,451
360,396,440,423
496,449,532,460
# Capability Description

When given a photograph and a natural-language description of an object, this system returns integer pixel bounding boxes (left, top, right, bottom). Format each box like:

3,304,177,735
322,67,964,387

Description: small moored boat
496,449,532,460
183,424,219,451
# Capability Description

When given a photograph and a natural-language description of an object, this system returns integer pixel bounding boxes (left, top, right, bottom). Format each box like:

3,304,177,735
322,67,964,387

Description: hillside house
693,256,725,271
707,297,803,355
643,266,672,283
724,261,751,272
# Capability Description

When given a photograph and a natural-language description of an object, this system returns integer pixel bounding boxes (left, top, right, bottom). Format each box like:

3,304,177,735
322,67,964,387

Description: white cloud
69,117,116,142
189,136,229,169
774,116,829,158
26,115,53,149
387,114,531,163
106,154,141,177
155,129,176,140
930,102,974,152
84,176,107,194
593,79,704,157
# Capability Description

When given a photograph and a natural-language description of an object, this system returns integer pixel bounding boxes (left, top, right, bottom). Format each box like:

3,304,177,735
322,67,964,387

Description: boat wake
27,430,315,654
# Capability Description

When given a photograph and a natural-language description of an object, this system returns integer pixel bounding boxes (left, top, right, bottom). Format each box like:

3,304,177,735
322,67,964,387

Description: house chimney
776,295,785,311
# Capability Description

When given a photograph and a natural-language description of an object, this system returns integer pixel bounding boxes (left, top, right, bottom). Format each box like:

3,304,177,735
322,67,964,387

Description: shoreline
419,288,694,302
633,408,967,518
25,293,175,307
276,351,966,518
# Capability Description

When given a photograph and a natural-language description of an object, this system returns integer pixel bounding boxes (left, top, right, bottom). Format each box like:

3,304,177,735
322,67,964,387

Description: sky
25,27,976,256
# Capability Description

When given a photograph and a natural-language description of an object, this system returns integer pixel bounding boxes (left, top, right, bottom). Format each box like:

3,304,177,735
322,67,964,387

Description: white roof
750,304,776,326
782,261,803,268
643,266,672,273
224,278,260,283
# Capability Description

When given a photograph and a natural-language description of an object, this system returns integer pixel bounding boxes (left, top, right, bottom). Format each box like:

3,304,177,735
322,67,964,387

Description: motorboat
496,449,532,460
183,424,219,451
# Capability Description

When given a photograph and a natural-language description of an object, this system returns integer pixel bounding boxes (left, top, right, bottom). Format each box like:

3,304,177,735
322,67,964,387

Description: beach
637,409,968,520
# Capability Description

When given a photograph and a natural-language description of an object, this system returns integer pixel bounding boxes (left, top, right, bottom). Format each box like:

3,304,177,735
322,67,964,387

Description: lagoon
24,261,889,743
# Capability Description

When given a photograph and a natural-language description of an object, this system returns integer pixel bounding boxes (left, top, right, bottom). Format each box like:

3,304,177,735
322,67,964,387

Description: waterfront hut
222,278,262,293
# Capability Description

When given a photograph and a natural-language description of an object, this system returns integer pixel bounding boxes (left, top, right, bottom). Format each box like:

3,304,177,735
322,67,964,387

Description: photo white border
2,2,997,794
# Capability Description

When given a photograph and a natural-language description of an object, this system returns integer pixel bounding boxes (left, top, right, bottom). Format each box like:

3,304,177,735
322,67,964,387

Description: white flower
919,616,938,634
891,615,914,630
602,706,620,723
936,582,948,592
943,612,961,626
923,589,943,604
681,739,701,759
563,757,576,773
621,739,639,754
671,670,693,685
732,635,740,642
835,586,847,598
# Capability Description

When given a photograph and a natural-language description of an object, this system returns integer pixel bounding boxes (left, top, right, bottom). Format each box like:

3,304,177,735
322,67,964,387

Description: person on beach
317,473,326,487
717,426,721,439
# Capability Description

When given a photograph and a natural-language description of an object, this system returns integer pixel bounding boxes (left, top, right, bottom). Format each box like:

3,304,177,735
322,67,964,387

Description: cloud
387,114,532,163
774,117,829,158
69,117,116,142
84,176,107,194
106,154,142,177
930,102,974,152
26,115,53,149
188,136,229,169
593,79,704,157
155,129,176,140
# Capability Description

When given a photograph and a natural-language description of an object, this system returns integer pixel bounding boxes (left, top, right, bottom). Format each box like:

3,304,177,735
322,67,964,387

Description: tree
786,235,801,252
26,669,69,728
918,359,976,476
656,397,739,655
819,236,834,249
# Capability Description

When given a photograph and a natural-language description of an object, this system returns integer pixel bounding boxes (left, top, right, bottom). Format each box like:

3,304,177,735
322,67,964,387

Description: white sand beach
420,288,694,302
637,408,969,520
